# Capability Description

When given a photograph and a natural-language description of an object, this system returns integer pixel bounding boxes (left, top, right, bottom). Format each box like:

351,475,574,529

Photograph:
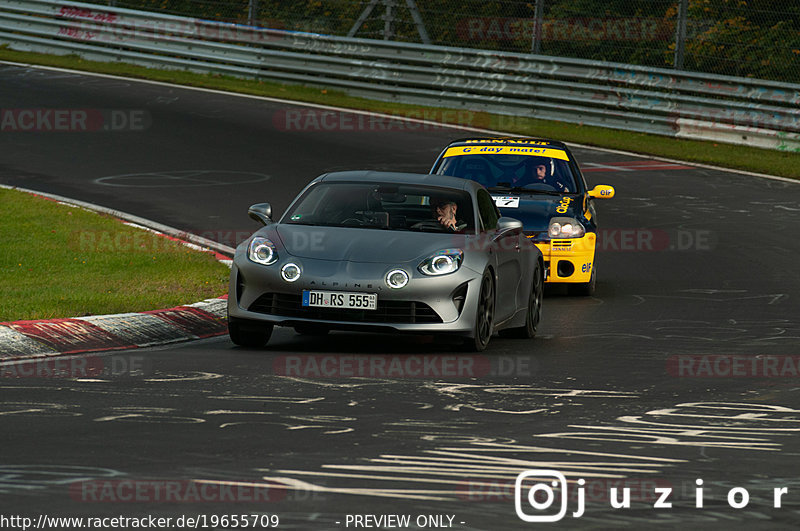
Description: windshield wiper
286,221,364,228
406,226,446,233
288,221,399,230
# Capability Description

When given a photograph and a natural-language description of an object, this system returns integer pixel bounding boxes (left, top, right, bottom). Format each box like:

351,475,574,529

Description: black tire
463,270,495,352
568,264,596,296
228,317,273,347
294,325,330,336
500,263,543,339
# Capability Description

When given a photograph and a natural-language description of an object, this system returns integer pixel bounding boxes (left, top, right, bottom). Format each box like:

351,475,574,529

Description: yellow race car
430,137,614,295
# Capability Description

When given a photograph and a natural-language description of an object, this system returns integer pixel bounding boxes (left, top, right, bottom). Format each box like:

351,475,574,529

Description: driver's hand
436,204,457,229
437,213,456,229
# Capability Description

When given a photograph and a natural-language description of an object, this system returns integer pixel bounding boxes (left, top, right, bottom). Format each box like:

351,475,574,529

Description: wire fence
93,0,800,83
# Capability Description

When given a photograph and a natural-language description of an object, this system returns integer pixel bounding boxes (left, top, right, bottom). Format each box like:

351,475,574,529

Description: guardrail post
248,0,259,26
674,0,688,69
348,0,429,43
530,0,544,54
348,0,380,38
405,0,430,44
382,0,396,40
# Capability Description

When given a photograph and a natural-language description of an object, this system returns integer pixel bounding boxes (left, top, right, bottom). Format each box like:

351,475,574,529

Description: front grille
249,293,442,324
551,240,573,248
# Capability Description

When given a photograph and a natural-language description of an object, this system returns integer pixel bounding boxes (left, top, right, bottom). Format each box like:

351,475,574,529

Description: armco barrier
1,0,798,151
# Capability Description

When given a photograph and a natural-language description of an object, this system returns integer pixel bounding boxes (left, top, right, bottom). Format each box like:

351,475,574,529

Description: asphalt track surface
1,63,800,530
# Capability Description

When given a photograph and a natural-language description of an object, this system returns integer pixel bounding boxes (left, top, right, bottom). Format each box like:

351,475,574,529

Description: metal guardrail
1,0,799,152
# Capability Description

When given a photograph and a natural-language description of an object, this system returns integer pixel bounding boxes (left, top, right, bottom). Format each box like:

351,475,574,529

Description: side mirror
588,185,615,199
248,203,273,225
494,217,523,239
497,217,523,231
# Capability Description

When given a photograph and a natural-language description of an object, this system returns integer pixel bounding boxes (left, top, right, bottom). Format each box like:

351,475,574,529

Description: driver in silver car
432,198,462,231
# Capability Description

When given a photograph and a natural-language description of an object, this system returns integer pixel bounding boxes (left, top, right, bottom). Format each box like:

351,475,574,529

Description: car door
477,189,520,323
571,159,598,230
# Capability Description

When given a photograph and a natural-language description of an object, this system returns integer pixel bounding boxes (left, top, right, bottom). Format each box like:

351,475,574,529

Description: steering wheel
522,182,557,192
341,217,365,226
411,220,468,232
411,220,446,231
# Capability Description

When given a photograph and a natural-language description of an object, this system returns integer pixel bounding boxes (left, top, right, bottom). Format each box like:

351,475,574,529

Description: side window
477,189,499,231
569,160,587,193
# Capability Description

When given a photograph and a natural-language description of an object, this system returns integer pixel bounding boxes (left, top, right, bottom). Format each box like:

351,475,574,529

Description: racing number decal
493,196,520,208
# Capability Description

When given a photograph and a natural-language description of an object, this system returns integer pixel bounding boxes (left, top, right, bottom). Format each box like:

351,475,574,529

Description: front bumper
533,232,596,284
228,256,481,334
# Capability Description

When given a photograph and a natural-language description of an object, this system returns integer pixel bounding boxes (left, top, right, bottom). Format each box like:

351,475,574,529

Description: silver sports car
227,171,544,351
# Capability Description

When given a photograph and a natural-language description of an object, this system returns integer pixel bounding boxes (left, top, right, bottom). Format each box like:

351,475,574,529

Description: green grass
2,47,799,179
0,188,229,321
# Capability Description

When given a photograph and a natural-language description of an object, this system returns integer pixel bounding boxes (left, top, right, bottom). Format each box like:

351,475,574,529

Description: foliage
80,0,799,81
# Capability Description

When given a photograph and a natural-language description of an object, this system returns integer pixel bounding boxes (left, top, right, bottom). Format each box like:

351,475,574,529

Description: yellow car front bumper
533,232,596,284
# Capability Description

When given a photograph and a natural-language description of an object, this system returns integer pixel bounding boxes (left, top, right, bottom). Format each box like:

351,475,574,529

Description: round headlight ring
281,262,302,282
386,269,409,289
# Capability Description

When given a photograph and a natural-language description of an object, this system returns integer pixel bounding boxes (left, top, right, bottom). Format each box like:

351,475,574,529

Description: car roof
317,170,480,193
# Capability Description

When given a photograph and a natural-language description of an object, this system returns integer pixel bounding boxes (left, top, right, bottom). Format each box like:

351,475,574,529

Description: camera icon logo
514,470,568,522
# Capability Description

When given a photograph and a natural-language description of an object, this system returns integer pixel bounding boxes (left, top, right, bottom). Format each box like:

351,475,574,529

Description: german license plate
302,290,377,310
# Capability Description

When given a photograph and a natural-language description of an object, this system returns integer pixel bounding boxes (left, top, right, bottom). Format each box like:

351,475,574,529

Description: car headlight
418,249,463,276
548,217,585,239
248,236,278,265
386,269,409,289
281,262,301,282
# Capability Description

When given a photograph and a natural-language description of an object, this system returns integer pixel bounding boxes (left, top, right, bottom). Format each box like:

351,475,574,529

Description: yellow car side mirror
588,185,615,199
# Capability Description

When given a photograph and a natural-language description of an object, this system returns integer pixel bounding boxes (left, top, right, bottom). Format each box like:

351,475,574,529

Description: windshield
435,151,577,193
282,182,476,234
